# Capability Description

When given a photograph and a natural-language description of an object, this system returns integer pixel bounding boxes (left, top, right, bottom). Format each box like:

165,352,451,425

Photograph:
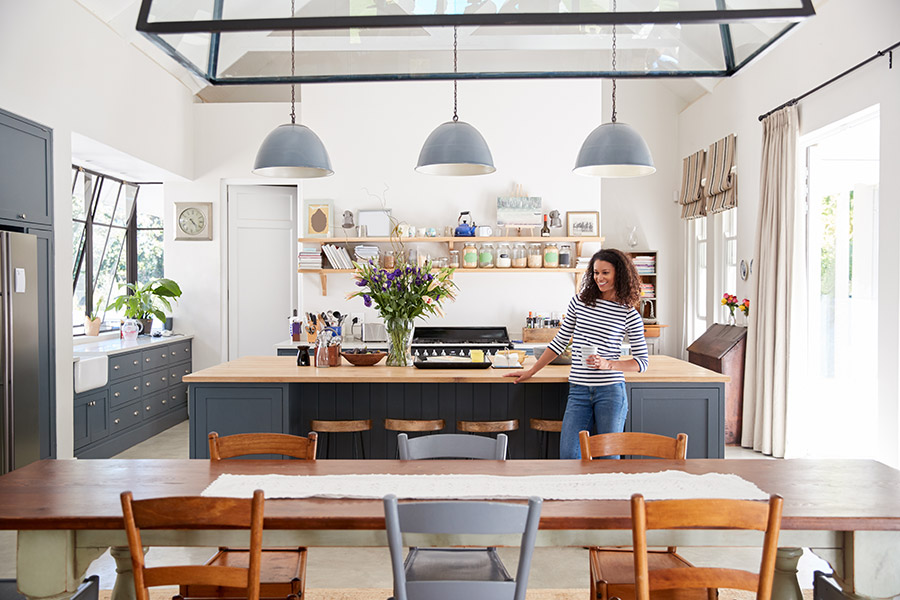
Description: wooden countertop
185,354,728,384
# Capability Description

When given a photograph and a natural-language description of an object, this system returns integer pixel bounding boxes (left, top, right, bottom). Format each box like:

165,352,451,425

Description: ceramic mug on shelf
475,226,493,237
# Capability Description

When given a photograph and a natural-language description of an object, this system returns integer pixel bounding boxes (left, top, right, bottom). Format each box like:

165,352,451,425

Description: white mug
475,226,493,237
579,345,599,368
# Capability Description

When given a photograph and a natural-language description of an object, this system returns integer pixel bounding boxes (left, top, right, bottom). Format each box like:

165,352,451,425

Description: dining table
1,458,899,600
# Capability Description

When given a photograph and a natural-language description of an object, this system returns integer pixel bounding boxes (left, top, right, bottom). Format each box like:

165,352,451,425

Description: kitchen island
184,355,728,459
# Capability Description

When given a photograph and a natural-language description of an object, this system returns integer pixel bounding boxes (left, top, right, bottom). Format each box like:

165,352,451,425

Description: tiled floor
0,423,830,590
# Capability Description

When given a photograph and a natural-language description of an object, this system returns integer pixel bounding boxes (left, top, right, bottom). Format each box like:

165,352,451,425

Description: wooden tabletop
184,355,729,384
0,458,896,531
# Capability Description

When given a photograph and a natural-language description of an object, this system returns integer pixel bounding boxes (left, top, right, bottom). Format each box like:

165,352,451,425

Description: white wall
0,0,196,458
677,0,900,465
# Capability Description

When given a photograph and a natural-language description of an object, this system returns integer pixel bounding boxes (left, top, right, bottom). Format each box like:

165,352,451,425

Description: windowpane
138,229,165,283
114,184,137,227
72,259,86,329
72,169,87,220
136,184,164,228
94,228,128,322
93,179,122,226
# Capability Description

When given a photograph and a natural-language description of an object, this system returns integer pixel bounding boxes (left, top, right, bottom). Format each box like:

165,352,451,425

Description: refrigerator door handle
1,232,14,473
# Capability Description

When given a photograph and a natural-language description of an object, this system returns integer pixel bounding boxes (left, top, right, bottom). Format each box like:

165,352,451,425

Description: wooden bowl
340,350,387,366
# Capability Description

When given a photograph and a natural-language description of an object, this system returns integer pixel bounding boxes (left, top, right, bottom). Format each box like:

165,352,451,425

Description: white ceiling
73,0,721,108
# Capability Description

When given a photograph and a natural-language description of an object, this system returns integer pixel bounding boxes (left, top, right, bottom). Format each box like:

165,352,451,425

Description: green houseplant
84,298,103,336
109,278,182,334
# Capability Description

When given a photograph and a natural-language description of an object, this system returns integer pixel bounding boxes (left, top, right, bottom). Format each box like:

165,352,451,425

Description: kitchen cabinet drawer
168,340,192,363
109,376,142,408
142,347,171,371
110,401,143,432
109,351,142,381
141,368,169,395
168,361,192,386
141,392,169,420
167,383,188,409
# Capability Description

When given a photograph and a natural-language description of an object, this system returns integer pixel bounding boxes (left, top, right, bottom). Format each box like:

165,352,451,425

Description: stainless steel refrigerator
1,230,40,475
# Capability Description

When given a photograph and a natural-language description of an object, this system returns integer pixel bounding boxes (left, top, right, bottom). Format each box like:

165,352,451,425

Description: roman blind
679,149,707,220
705,134,738,214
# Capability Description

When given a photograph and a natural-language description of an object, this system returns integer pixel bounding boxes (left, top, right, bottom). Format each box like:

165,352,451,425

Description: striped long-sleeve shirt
547,295,649,386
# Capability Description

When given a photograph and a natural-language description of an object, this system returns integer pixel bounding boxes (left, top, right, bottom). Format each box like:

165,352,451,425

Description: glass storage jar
496,243,511,268
382,249,395,269
462,243,478,268
449,249,460,268
527,243,543,268
558,243,572,268
543,242,559,268
478,243,495,268
512,243,527,268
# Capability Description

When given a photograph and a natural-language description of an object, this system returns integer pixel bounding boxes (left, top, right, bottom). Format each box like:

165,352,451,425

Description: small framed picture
303,199,334,238
357,209,393,237
566,211,600,237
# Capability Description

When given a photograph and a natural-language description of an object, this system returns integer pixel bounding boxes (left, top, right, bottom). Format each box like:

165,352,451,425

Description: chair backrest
398,432,507,460
631,493,784,600
383,494,542,600
120,489,265,600
579,431,687,460
209,431,317,460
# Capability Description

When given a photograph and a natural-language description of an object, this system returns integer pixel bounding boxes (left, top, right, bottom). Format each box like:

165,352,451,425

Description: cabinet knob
172,373,177,378
133,360,139,365
185,348,189,352
114,392,120,397
171,394,177,400
145,382,150,387
113,365,120,370
145,406,151,411
145,358,150,363
88,401,95,407
17,213,26,219
133,411,139,416
161,399,167,405
161,353,167,358
133,386,138,391
161,376,166,381
184,369,190,374
114,418,120,425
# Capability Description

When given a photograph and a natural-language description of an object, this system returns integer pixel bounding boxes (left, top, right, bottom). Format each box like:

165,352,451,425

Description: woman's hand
586,355,614,370
503,369,534,384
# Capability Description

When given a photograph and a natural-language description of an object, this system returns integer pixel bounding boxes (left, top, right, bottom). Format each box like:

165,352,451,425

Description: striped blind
678,149,707,220
705,134,737,214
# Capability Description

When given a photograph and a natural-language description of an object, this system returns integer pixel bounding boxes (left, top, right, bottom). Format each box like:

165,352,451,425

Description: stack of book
298,247,323,270
632,255,656,275
322,244,355,269
640,282,656,298
576,256,593,269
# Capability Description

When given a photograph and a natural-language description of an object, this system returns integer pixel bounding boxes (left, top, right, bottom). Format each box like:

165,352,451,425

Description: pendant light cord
610,0,617,123
452,25,459,122
290,0,296,125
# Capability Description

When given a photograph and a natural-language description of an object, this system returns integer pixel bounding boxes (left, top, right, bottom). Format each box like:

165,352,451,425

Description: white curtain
742,106,804,457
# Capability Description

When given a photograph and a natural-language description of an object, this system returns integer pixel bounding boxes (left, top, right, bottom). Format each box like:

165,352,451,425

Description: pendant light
416,26,495,176
574,0,654,178
253,0,333,178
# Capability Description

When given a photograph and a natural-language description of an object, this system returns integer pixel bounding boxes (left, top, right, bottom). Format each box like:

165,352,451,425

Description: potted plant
84,298,103,336
109,278,182,335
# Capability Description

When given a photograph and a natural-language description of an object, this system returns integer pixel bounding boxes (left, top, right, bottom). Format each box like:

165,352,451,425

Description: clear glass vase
385,317,414,367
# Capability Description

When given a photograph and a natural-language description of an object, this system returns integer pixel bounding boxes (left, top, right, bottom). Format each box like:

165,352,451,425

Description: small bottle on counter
527,243,543,268
463,242,478,268
526,311,533,328
512,243,527,268
496,243,511,268
543,242,559,268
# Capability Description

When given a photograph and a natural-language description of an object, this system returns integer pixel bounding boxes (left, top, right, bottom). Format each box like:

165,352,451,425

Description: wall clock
174,202,212,240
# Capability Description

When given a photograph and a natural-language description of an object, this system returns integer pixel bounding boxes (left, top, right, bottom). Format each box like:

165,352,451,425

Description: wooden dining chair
120,489,267,600
632,493,784,600
185,432,317,600
579,431,700,600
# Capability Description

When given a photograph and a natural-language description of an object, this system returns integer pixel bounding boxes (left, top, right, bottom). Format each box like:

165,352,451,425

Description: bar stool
384,418,445,434
529,418,563,459
457,419,518,441
310,419,372,459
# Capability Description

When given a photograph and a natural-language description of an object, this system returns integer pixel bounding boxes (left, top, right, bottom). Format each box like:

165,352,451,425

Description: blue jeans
559,383,628,459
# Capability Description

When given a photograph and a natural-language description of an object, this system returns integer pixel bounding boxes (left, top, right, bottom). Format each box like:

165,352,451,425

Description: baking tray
414,358,492,369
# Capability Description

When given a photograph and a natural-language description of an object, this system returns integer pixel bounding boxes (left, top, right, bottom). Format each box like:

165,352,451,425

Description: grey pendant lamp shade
252,0,332,179
574,0,654,178
574,122,655,177
416,26,495,176
253,123,333,178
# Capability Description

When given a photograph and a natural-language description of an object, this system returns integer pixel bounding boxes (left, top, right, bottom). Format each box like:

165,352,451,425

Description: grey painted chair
383,493,543,600
398,432,508,460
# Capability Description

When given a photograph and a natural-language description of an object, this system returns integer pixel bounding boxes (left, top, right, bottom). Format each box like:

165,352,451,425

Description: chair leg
356,431,366,459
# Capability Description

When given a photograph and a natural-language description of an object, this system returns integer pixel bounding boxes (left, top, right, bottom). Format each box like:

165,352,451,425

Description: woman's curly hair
578,248,641,307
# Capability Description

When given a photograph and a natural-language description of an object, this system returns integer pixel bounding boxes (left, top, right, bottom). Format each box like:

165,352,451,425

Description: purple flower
356,279,367,287
363,294,372,307
435,292,441,301
426,274,434,281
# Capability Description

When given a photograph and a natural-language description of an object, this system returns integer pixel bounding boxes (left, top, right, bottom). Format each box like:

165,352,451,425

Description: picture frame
566,211,600,237
303,199,334,238
496,196,542,227
357,209,393,237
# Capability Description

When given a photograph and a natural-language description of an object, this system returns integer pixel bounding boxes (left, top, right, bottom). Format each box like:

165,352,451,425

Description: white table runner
201,470,769,500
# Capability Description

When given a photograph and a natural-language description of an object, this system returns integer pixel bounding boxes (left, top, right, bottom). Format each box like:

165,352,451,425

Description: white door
227,185,298,359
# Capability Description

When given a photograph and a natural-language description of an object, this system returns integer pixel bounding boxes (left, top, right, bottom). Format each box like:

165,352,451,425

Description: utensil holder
314,344,342,367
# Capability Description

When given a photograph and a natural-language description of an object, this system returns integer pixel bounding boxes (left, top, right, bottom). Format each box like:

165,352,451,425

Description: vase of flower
385,317,415,367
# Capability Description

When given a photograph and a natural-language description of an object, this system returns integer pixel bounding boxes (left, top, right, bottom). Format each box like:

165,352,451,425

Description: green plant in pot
109,278,182,335
84,298,103,337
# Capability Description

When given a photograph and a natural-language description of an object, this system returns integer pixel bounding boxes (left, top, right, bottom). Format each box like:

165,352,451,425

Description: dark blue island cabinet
187,355,726,459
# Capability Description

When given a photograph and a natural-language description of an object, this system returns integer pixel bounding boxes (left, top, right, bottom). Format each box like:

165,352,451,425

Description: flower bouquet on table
348,259,458,366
